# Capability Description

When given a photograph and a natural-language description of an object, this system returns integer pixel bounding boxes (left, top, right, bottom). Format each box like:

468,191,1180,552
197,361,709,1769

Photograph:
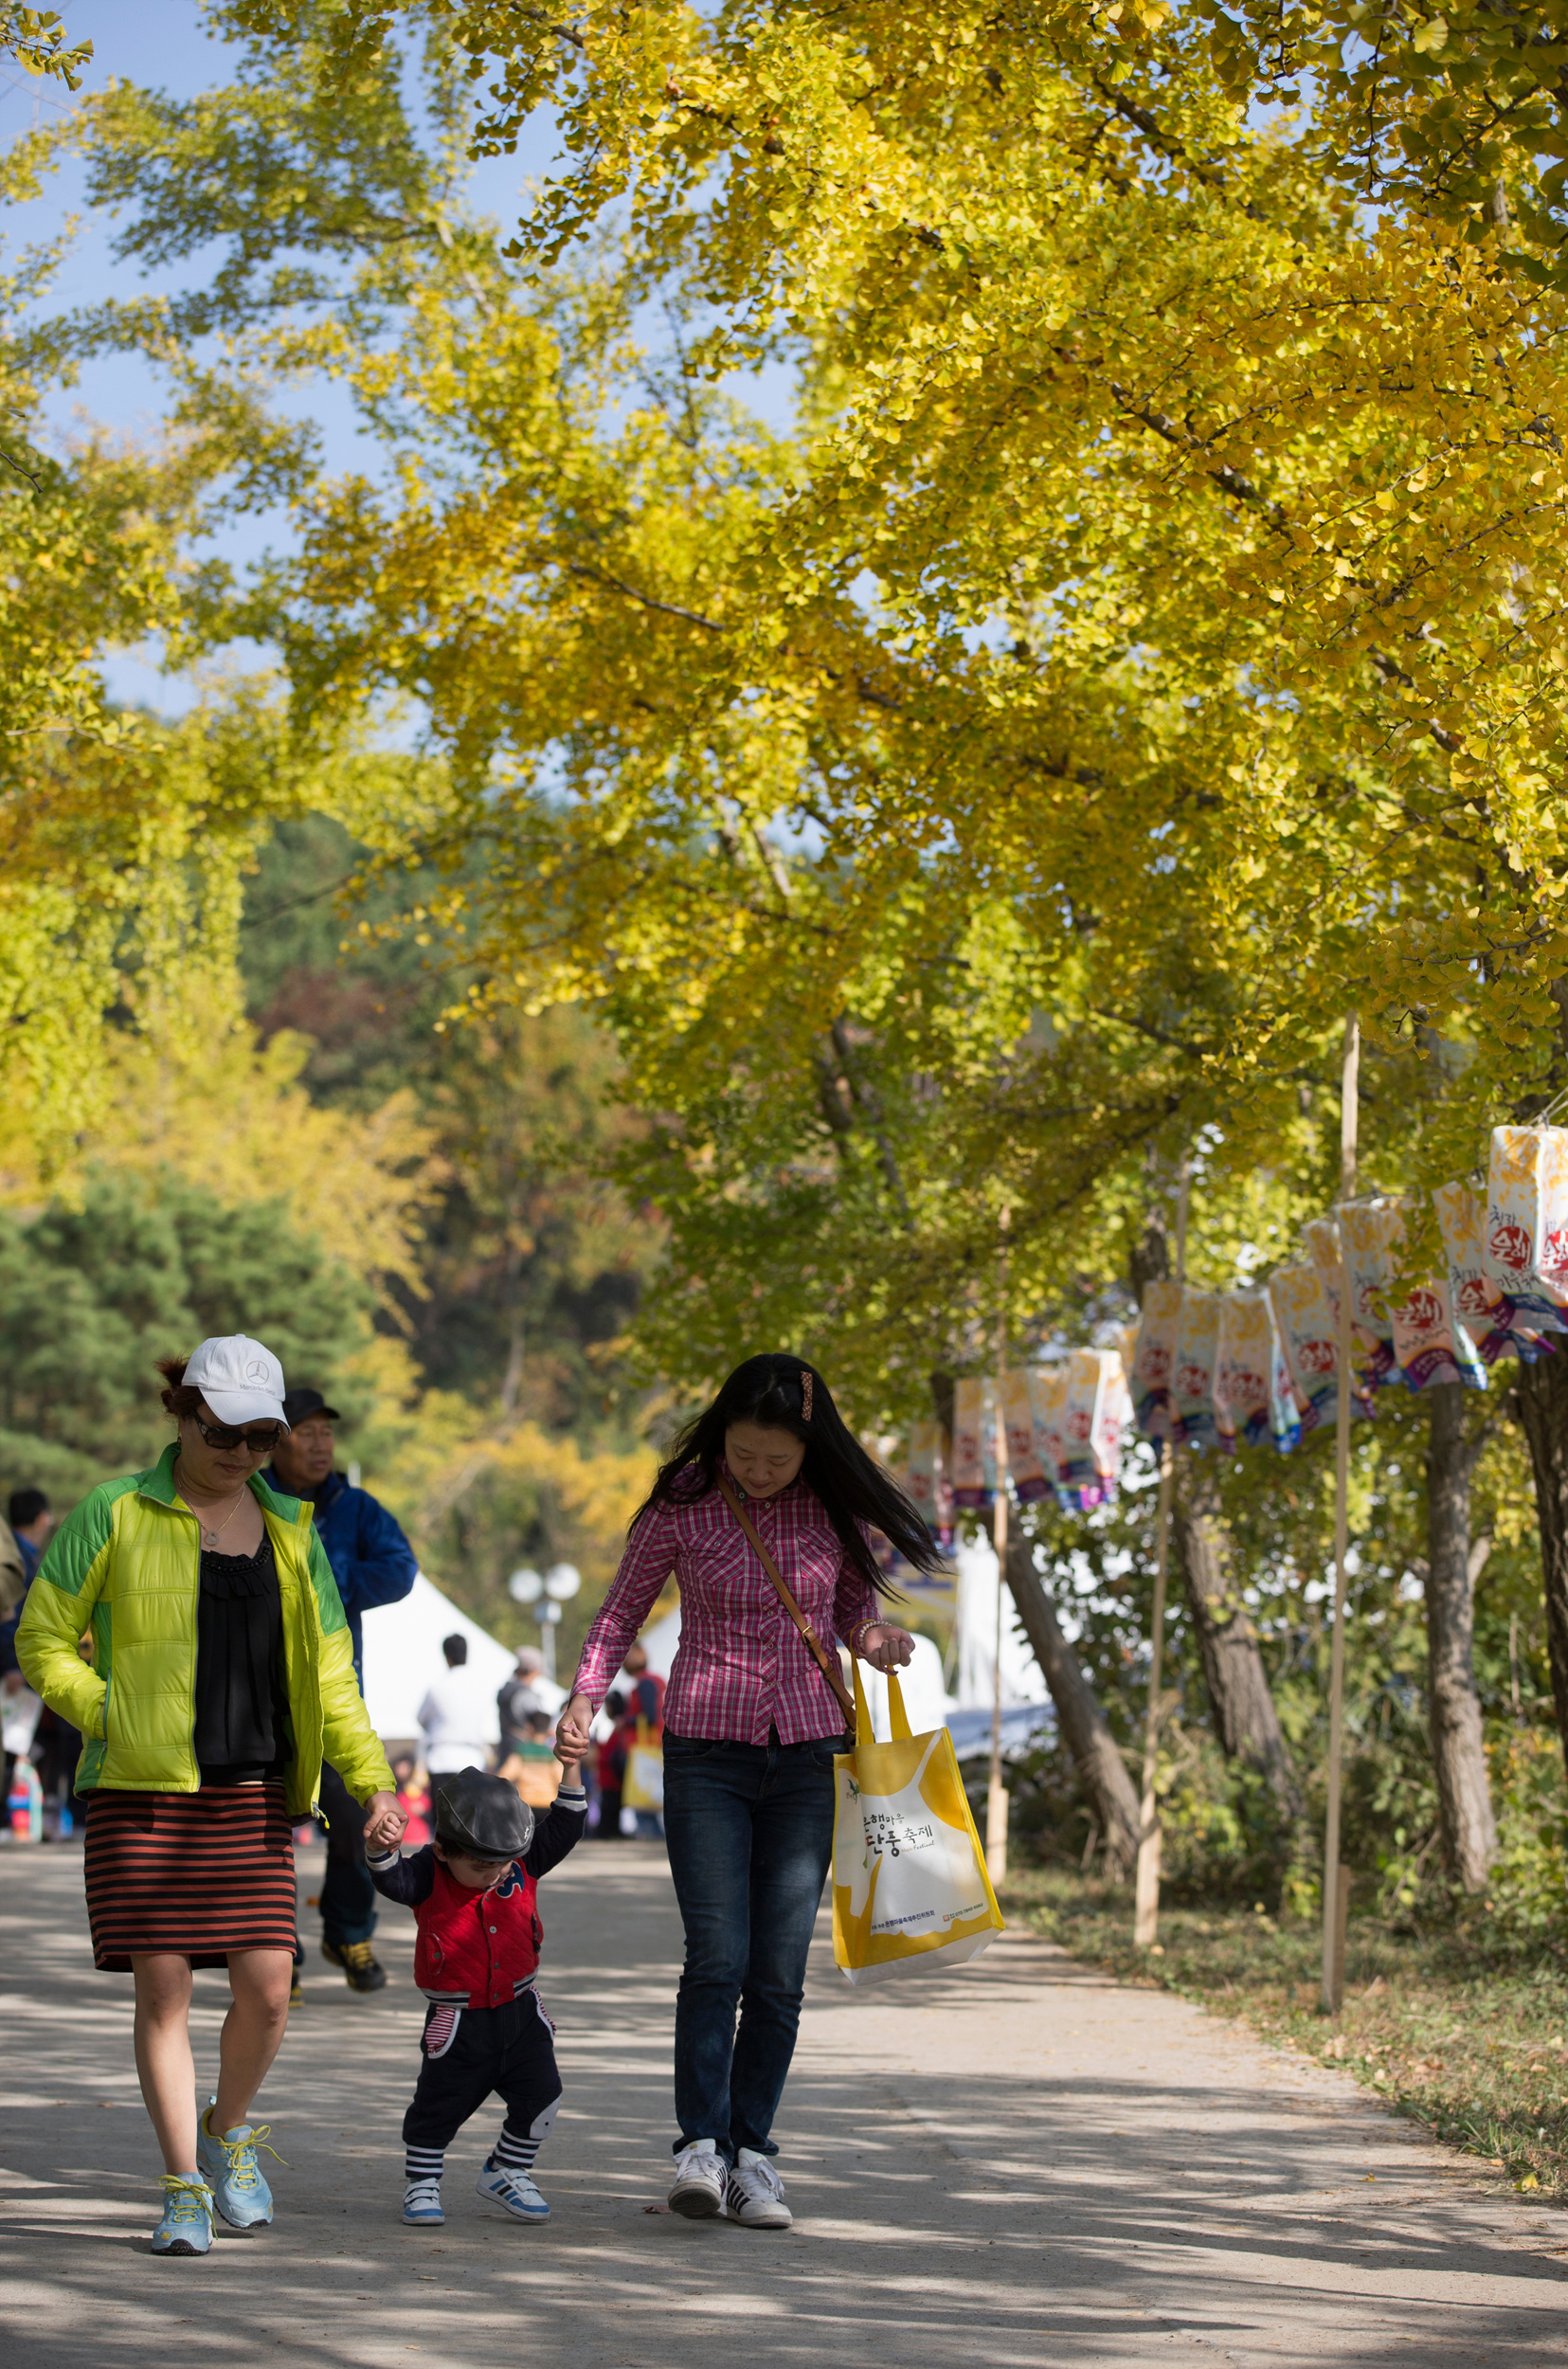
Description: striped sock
406,2145,445,2185
492,2122,541,2177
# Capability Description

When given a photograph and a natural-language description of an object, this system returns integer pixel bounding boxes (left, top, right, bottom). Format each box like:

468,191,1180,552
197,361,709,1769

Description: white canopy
360,1570,514,1743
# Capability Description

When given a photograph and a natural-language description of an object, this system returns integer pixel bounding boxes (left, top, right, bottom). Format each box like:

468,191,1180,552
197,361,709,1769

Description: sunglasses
191,1415,286,1456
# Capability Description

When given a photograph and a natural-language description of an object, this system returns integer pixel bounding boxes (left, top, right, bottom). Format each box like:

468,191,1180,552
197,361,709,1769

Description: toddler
368,1761,586,2224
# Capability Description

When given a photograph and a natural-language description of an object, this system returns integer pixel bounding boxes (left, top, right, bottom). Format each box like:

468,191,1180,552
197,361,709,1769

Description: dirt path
1,1838,1564,2364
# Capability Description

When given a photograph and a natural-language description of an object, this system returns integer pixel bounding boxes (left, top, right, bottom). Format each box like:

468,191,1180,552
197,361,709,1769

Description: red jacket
369,1792,586,2007
417,1857,543,2007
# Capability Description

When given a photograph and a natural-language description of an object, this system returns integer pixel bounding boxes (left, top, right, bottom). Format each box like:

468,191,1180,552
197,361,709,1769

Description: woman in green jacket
17,1334,406,2258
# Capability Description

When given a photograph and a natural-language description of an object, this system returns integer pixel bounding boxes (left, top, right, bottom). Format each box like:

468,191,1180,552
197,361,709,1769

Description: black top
193,1532,289,1785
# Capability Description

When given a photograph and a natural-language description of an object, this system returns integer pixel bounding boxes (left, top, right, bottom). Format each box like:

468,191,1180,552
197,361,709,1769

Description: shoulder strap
714,1474,856,1726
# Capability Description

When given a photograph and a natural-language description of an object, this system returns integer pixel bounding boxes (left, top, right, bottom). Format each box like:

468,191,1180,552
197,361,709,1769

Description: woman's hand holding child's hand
554,1693,594,1770
363,1791,408,1853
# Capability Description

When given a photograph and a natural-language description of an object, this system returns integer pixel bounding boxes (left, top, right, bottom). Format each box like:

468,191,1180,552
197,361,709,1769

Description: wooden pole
986,1212,1011,1885
1134,1162,1190,1945
1320,1016,1360,2015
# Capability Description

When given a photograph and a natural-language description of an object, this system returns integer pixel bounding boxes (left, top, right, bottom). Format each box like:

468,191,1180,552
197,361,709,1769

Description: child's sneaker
402,2177,444,2226
151,2175,214,2255
477,2159,550,2221
667,2138,727,2218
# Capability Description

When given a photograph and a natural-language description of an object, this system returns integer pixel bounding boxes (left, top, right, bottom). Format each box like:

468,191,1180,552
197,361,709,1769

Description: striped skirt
83,1782,296,1971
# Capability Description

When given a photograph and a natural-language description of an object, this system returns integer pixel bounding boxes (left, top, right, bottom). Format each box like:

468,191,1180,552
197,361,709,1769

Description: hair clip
801,1367,814,1422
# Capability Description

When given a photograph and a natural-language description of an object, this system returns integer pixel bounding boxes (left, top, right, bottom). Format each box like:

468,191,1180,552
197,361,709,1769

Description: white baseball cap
183,1335,290,1430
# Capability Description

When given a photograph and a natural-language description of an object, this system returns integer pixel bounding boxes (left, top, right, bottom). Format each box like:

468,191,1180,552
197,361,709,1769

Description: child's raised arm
523,1783,587,1879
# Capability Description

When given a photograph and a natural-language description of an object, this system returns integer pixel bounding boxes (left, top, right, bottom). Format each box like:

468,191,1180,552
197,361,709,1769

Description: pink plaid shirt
572,1465,880,1745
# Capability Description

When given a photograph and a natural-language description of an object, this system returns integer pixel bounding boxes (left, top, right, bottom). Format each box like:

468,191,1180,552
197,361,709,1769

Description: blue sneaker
152,2176,214,2256
477,2160,550,2221
403,2177,445,2226
196,2100,277,2228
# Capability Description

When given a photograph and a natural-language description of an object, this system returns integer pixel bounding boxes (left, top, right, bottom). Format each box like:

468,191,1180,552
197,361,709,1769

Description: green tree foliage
69,4,1568,1405
0,1167,375,1501
238,816,664,1425
0,9,89,91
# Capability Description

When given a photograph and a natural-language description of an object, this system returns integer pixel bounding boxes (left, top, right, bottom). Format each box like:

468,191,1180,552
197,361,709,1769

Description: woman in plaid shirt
559,1353,945,2229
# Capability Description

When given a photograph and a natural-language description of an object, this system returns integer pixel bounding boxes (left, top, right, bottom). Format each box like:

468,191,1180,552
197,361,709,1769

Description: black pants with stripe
403,1991,562,2154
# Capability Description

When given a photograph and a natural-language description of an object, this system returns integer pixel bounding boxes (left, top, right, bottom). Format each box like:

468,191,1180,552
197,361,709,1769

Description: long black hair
635,1352,946,1596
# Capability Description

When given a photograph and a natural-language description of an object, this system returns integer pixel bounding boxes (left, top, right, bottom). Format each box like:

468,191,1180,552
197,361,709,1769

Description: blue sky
9,3,797,714
5,2,569,709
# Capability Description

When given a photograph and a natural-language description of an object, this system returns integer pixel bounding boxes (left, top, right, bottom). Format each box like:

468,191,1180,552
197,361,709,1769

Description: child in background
498,1709,563,1809
390,1750,432,1848
369,1756,586,2226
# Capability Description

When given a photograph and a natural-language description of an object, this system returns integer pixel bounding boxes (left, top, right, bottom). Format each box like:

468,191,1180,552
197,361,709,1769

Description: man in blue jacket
267,1388,418,1996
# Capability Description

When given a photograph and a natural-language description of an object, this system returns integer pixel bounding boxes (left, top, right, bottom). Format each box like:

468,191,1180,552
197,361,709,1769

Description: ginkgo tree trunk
1422,1383,1497,1892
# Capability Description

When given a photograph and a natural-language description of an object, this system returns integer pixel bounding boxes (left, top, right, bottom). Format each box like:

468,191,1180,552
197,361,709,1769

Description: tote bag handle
851,1655,914,1747
714,1474,856,1727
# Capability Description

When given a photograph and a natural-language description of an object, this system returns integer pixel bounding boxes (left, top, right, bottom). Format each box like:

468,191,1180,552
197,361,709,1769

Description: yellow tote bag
622,1717,664,1811
832,1660,1004,1985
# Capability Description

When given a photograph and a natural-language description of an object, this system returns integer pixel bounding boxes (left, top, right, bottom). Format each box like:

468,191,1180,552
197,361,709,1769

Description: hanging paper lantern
1172,1289,1223,1449
1337,1199,1403,1389
1269,1318,1302,1452
1028,1364,1071,1494
1215,1291,1289,1451
1130,1278,1182,1440
904,1420,948,1536
999,1367,1054,1503
1091,1350,1133,1495
949,1376,996,1510
1268,1260,1341,1433
1301,1215,1379,1411
1060,1349,1108,1495
1388,1274,1486,1390
1486,1128,1568,1333
1433,1179,1544,1365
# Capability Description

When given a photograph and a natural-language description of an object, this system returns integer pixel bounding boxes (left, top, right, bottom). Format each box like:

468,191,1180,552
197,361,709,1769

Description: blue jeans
318,1759,377,1946
662,1728,839,2165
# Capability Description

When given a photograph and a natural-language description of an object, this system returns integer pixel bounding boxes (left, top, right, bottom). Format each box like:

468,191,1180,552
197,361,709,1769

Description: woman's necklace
175,1461,251,1550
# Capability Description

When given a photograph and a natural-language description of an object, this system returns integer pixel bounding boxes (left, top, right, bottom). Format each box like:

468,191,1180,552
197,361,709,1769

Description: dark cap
281,1387,341,1427
433,1767,536,1862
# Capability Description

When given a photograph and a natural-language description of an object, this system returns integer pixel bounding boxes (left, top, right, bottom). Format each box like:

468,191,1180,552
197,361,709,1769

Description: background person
557,1352,939,2230
264,1388,417,1998
593,1687,628,1840
390,1750,433,1849
498,1708,564,1808
497,1646,563,1759
1,1489,50,1813
419,1634,498,1776
619,1640,665,1729
16,1335,404,2258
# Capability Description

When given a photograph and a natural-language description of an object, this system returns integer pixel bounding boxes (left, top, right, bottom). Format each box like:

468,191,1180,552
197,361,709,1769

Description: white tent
361,1570,514,1744
951,1531,1049,1713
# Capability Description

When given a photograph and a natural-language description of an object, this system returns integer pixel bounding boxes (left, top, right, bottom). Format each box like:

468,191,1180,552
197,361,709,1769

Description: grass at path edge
998,1869,1568,2202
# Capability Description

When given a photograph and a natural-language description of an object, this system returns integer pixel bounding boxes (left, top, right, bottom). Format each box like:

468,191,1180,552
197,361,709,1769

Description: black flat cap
281,1386,341,1426
433,1766,535,1862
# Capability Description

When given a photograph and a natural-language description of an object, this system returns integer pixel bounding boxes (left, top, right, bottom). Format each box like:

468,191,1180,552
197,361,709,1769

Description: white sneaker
726,2148,791,2229
402,2177,444,2226
477,2160,550,2221
667,2139,727,2218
